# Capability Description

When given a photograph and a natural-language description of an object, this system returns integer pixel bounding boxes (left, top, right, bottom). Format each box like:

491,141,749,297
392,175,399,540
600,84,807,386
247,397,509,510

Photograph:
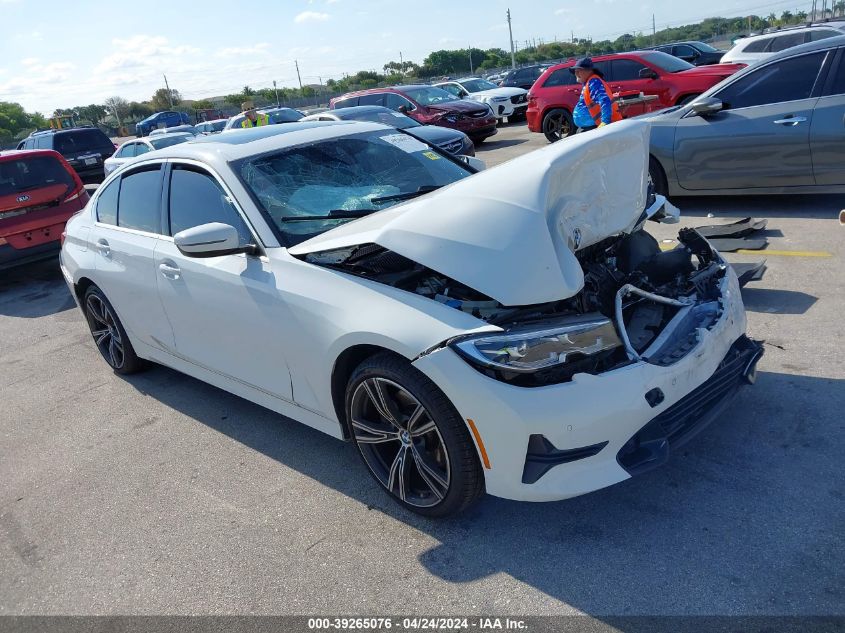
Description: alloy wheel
85,294,125,369
350,377,451,508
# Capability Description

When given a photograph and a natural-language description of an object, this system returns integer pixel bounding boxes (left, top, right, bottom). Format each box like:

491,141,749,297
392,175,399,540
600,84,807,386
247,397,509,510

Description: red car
331,85,498,142
527,51,745,141
0,149,89,270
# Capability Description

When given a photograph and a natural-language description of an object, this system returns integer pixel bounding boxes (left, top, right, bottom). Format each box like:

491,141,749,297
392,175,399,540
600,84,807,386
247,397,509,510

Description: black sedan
650,41,725,66
301,105,475,156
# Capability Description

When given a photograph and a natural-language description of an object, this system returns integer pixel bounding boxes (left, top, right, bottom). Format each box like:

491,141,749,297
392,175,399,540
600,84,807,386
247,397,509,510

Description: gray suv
647,35,845,196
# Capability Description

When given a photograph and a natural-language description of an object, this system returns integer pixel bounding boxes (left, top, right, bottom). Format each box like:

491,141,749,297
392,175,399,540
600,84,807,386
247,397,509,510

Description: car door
811,48,845,185
673,50,828,191
91,163,175,351
153,161,293,400
609,58,651,96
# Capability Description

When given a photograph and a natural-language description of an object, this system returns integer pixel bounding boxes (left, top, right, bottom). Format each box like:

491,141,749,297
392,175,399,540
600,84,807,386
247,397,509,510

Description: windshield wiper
370,185,442,204
279,209,379,222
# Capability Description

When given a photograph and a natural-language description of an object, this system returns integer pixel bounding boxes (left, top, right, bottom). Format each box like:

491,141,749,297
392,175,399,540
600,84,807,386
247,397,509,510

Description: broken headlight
451,314,622,374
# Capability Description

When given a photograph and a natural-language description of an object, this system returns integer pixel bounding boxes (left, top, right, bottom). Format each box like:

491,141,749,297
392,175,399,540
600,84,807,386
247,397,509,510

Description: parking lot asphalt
1,121,843,617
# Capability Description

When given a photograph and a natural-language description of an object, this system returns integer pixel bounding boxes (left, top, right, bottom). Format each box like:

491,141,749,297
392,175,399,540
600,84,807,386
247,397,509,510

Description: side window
115,144,135,158
35,136,51,149
543,68,577,87
135,144,151,156
743,37,773,53
593,61,611,79
117,167,162,233
769,32,805,52
384,93,414,111
808,29,838,42
611,59,649,81
440,84,463,97
827,54,845,96
168,165,252,244
358,93,385,106
717,52,826,109
96,177,120,225
674,45,698,59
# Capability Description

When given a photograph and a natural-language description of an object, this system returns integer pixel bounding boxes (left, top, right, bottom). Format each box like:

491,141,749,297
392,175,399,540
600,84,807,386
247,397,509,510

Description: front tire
83,286,147,375
542,108,574,143
649,156,669,198
346,353,484,518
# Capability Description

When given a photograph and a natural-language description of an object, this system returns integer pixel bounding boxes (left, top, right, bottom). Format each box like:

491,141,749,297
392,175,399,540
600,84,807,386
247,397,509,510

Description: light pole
507,8,516,69
273,80,280,107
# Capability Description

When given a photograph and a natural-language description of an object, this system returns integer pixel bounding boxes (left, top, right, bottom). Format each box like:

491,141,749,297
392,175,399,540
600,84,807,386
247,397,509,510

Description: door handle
773,116,807,126
159,262,181,280
95,239,110,257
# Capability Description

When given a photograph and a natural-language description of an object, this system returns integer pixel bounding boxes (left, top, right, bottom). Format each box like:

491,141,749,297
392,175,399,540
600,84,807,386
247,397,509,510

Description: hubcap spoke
92,328,110,346
387,446,411,502
351,417,399,444
411,445,449,492
410,418,436,438
362,379,402,428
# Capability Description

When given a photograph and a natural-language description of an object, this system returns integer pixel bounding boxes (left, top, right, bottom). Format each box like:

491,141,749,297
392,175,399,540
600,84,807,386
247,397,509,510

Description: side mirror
397,105,409,113
460,155,486,171
690,97,724,116
638,68,659,80
174,222,256,258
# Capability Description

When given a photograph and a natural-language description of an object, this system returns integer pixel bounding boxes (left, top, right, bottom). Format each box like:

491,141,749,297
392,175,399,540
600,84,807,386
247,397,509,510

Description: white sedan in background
104,133,194,176
435,77,528,120
60,120,760,517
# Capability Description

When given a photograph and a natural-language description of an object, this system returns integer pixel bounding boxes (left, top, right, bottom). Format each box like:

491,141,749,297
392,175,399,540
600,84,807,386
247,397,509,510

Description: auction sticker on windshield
380,134,428,153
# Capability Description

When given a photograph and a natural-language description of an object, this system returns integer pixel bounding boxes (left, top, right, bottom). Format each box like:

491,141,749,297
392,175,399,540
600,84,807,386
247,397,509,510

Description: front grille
439,139,463,154
617,336,762,476
511,94,527,104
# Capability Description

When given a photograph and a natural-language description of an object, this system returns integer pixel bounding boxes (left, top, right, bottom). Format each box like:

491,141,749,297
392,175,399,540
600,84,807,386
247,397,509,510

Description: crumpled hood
289,120,651,306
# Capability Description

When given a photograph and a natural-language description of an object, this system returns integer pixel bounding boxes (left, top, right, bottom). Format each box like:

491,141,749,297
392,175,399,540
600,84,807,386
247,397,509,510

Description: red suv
527,50,745,141
0,150,89,270
331,85,498,143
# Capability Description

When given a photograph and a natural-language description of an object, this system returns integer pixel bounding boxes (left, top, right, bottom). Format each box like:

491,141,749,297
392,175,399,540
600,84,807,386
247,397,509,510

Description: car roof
761,32,845,57
142,121,387,165
314,105,395,119
0,149,63,161
736,21,845,42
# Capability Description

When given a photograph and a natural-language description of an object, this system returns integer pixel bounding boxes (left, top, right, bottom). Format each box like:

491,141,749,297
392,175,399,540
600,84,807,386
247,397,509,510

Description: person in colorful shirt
570,57,622,133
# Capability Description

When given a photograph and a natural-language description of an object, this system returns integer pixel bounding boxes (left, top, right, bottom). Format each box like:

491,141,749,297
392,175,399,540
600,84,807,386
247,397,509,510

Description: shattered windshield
238,130,474,245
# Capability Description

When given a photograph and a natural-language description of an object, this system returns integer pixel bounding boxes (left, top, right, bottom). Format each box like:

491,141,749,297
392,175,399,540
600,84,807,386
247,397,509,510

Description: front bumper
413,266,756,502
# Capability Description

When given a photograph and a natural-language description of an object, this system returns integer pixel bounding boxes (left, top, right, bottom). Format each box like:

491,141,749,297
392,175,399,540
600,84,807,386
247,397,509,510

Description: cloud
294,11,330,23
215,42,270,57
21,57,40,67
94,35,201,74
555,8,574,15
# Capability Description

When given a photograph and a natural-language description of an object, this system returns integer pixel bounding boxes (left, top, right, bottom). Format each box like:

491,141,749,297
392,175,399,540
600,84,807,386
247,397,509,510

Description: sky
0,0,816,114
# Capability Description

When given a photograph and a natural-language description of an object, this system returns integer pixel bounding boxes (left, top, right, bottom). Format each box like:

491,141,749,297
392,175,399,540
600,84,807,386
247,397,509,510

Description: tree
103,96,129,125
151,87,181,110
242,86,255,97
190,99,215,110
77,104,107,126
0,101,43,144
127,101,153,119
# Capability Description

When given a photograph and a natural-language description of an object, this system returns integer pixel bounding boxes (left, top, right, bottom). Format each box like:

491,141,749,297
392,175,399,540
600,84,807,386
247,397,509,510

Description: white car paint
104,133,194,176
60,120,753,506
435,79,528,119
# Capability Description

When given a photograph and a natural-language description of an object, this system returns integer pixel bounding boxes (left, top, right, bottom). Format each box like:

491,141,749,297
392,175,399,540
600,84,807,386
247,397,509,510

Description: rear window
54,130,113,154
0,155,74,198
333,97,359,109
148,135,191,150
268,109,304,123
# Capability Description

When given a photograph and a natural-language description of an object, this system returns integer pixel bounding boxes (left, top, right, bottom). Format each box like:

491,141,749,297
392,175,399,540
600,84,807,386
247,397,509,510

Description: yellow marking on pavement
658,243,832,257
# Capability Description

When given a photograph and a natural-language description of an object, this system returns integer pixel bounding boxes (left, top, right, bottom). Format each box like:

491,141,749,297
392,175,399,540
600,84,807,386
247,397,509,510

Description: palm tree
767,12,777,26
780,10,793,25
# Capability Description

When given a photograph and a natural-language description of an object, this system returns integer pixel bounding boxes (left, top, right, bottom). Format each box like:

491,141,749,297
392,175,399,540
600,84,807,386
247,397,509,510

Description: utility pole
163,73,174,108
469,47,473,74
506,8,516,69
273,80,280,107
399,51,404,67
652,14,656,45
294,60,303,90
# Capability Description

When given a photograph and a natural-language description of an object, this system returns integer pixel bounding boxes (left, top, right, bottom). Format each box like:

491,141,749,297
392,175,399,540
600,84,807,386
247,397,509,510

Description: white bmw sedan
60,120,761,517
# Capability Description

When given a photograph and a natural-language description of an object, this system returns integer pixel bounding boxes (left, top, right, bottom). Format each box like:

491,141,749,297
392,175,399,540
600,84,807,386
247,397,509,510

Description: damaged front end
299,222,743,387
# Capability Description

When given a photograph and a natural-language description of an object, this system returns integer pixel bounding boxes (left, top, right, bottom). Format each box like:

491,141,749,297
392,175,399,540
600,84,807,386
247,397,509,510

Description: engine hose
615,284,694,361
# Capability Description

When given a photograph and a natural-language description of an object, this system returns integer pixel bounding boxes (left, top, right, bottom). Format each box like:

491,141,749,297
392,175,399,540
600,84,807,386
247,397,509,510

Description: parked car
647,35,845,196
223,107,304,130
435,78,528,120
331,85,498,142
104,133,195,177
500,64,550,90
722,22,845,65
301,106,475,156
148,124,200,137
135,111,190,137
194,119,228,135
61,120,761,517
527,51,745,141
1,149,89,270
17,128,117,183
649,41,726,65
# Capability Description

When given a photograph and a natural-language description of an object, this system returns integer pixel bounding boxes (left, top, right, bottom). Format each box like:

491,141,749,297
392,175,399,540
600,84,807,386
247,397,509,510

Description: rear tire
649,156,669,198
83,286,147,375
346,352,484,518
542,108,574,143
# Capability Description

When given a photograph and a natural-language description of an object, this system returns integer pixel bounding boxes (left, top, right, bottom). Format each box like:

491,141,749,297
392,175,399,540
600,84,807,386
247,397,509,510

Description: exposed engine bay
300,226,728,387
